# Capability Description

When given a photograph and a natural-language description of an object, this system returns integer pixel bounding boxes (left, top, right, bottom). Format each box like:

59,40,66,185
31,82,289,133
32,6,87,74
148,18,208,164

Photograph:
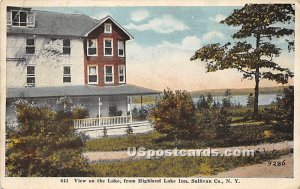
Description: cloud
210,14,226,23
125,15,189,33
156,36,202,51
181,36,202,50
202,31,225,42
130,10,150,22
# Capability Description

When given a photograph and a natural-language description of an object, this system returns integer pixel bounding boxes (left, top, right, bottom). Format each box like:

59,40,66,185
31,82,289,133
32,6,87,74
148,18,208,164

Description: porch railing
6,121,19,129
74,115,132,129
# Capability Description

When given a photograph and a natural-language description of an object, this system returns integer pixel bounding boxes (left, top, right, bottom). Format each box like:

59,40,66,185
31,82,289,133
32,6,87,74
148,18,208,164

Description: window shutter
7,11,12,25
27,12,35,27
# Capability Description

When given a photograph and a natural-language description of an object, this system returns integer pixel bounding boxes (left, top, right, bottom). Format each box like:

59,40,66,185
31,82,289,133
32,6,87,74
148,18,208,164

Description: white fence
6,121,19,129
74,115,132,129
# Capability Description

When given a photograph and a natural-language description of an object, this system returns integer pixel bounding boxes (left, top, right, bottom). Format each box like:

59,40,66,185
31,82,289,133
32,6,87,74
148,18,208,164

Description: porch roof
7,84,161,99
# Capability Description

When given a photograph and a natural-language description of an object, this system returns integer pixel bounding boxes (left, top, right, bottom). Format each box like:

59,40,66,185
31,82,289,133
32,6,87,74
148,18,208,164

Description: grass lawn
84,132,163,151
83,124,292,152
89,149,292,177
83,104,292,152
226,105,276,118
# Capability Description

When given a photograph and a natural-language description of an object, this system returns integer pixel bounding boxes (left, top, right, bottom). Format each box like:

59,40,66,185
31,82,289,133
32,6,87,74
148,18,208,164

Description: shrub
138,108,149,120
103,127,108,137
125,125,133,135
132,107,151,121
71,104,89,119
132,107,139,119
196,107,231,141
13,99,56,136
263,86,294,133
6,99,91,176
150,89,197,140
214,107,232,140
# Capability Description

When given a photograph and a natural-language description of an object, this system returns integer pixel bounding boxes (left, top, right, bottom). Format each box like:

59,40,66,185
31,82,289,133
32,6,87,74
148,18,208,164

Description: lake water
193,93,278,106
132,93,279,109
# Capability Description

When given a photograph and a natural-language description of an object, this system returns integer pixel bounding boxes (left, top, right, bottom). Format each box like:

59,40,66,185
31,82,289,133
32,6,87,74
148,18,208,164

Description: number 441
267,160,286,166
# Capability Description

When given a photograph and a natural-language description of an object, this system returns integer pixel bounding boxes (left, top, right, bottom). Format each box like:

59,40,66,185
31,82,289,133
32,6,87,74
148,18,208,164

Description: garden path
83,141,293,163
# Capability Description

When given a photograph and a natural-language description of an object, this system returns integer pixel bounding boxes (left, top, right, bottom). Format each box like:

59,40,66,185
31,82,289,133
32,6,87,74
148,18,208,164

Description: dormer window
12,10,27,26
104,23,112,33
7,9,35,27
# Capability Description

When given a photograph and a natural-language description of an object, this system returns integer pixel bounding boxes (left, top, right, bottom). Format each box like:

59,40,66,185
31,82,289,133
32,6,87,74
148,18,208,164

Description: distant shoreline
131,86,292,104
190,86,292,97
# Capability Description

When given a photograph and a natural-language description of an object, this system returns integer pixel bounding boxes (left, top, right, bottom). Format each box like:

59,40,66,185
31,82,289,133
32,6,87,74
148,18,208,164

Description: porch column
98,97,102,126
128,96,133,123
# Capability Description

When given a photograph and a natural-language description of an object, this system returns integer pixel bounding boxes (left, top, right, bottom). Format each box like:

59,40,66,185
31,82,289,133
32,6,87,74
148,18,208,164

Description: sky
37,6,295,91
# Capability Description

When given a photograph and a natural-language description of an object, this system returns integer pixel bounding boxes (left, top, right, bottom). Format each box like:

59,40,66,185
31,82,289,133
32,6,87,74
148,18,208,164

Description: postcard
0,0,299,189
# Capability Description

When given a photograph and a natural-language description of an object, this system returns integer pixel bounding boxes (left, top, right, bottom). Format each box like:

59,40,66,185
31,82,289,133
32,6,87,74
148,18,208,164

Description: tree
6,99,91,176
264,86,294,133
191,4,294,117
150,89,197,140
196,95,208,111
275,86,294,132
247,93,254,107
214,107,231,140
222,89,232,108
207,93,214,109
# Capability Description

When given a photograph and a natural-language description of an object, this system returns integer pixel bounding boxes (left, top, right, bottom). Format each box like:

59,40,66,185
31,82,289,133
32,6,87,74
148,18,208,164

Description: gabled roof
7,10,99,37
7,10,133,39
83,15,134,40
7,84,161,98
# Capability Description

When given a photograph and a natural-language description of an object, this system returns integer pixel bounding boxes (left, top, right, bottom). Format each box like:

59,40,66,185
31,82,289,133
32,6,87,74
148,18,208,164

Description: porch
72,94,153,137
6,84,160,137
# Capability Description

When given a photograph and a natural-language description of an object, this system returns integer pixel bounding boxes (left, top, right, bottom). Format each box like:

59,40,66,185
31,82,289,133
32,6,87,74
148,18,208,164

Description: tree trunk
253,31,261,118
253,69,259,118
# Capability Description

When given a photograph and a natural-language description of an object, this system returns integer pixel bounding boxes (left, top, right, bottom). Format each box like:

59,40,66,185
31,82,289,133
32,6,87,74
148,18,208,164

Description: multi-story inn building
6,6,159,137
